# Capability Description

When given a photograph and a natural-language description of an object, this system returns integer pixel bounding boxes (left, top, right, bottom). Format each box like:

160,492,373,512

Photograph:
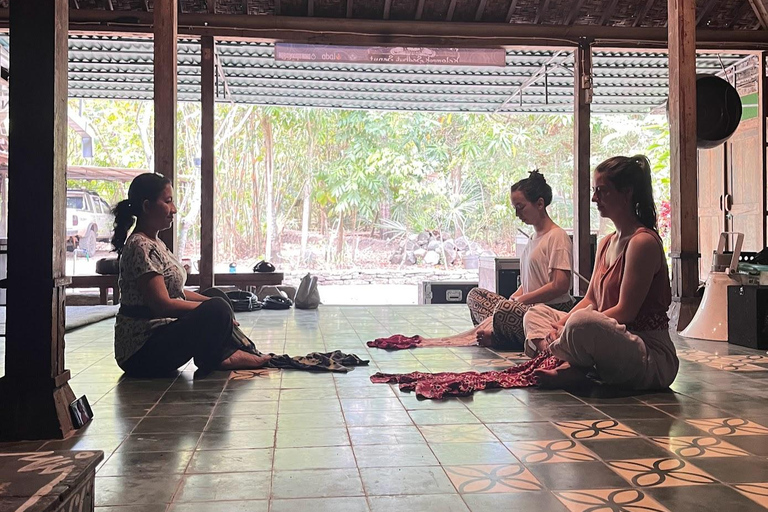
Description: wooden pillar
200,36,215,290
668,0,699,331
573,39,592,295
0,0,76,440
155,0,178,252
760,52,767,249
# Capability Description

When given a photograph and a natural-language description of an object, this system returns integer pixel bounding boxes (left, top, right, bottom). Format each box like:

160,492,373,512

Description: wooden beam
697,0,719,26
308,0,314,17
346,0,353,17
599,0,618,25
103,0,114,10
154,0,178,252
414,0,425,19
446,0,458,21
633,0,655,27
573,39,591,296
207,0,216,14
383,0,392,20
505,0,519,22
200,36,215,291
668,0,699,331
760,52,767,249
0,0,76,441
748,0,768,30
726,0,750,29
18,10,768,50
534,0,549,25
564,0,587,26
474,0,487,21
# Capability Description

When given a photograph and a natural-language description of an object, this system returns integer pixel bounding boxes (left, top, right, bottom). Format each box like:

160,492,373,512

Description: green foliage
67,98,671,265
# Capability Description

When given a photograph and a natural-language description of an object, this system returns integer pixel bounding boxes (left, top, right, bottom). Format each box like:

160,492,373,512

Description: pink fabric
367,334,423,350
370,350,561,399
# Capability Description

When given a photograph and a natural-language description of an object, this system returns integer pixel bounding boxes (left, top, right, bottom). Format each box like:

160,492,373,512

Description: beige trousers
522,305,679,390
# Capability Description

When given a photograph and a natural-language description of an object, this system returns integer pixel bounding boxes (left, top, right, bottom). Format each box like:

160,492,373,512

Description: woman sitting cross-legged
464,170,575,350
112,173,271,377
523,155,679,390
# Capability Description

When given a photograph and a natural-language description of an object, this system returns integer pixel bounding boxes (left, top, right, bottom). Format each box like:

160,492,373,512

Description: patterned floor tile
703,360,767,372
554,489,670,512
229,369,281,380
606,458,718,487
734,483,768,508
650,436,750,458
554,420,640,440
686,418,768,436
444,463,544,493
506,439,598,464
420,424,498,443
647,484,768,512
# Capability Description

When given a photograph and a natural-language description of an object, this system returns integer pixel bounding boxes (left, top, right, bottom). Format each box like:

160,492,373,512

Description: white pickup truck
66,189,113,256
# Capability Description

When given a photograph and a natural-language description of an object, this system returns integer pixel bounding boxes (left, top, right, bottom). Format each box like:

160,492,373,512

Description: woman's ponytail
111,199,137,254
631,155,658,231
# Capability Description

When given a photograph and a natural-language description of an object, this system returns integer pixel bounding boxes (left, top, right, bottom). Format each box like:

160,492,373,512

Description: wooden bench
68,272,284,305
68,275,119,305
0,450,103,511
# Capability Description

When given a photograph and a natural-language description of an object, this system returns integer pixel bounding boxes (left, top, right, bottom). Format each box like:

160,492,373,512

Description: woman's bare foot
534,363,591,389
219,350,272,370
476,330,494,347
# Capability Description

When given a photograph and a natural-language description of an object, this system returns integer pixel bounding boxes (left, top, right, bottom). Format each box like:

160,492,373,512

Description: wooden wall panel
697,144,725,279
728,117,763,252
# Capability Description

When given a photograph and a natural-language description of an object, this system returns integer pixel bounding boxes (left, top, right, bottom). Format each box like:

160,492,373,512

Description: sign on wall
275,44,507,67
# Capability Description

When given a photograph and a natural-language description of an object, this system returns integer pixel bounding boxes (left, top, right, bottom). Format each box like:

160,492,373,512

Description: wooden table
186,272,284,291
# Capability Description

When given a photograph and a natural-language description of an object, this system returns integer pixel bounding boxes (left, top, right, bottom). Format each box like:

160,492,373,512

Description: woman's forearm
184,289,211,302
599,305,638,326
517,282,564,304
152,298,201,318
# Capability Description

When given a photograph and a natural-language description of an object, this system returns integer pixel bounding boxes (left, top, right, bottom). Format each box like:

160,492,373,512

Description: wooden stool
0,450,103,511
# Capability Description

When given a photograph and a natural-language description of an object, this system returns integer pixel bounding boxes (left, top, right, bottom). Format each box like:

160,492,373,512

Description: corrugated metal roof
58,35,750,114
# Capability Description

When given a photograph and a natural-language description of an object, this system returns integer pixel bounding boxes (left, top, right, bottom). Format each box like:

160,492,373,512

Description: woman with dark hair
524,155,678,390
113,173,270,376
464,170,574,350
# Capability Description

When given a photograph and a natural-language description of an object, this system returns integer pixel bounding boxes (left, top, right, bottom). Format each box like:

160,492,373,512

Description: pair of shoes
225,290,262,312
263,295,292,310
253,260,275,273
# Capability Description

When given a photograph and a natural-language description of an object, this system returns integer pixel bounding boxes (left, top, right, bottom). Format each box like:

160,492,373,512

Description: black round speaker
696,74,742,149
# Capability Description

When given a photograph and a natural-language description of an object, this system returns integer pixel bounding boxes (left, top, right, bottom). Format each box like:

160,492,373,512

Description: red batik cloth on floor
367,334,423,349
370,350,561,399
366,334,477,350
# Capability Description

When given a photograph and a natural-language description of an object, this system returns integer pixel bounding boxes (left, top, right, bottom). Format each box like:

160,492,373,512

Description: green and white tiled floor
3,304,768,511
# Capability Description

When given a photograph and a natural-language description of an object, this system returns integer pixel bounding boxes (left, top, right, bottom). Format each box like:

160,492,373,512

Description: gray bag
295,273,320,309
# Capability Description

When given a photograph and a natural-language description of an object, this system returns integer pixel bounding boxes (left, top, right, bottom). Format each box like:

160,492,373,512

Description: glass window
67,196,85,210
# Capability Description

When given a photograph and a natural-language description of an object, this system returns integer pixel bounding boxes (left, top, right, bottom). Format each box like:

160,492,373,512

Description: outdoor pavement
2,305,768,511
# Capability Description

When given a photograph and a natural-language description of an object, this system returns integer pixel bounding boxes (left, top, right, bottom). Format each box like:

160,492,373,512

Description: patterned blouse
114,233,187,366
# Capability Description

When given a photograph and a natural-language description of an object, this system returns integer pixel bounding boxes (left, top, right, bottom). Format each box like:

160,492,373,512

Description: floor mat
0,305,118,334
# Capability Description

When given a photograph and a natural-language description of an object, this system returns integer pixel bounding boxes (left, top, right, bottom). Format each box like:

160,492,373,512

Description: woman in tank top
523,155,679,390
